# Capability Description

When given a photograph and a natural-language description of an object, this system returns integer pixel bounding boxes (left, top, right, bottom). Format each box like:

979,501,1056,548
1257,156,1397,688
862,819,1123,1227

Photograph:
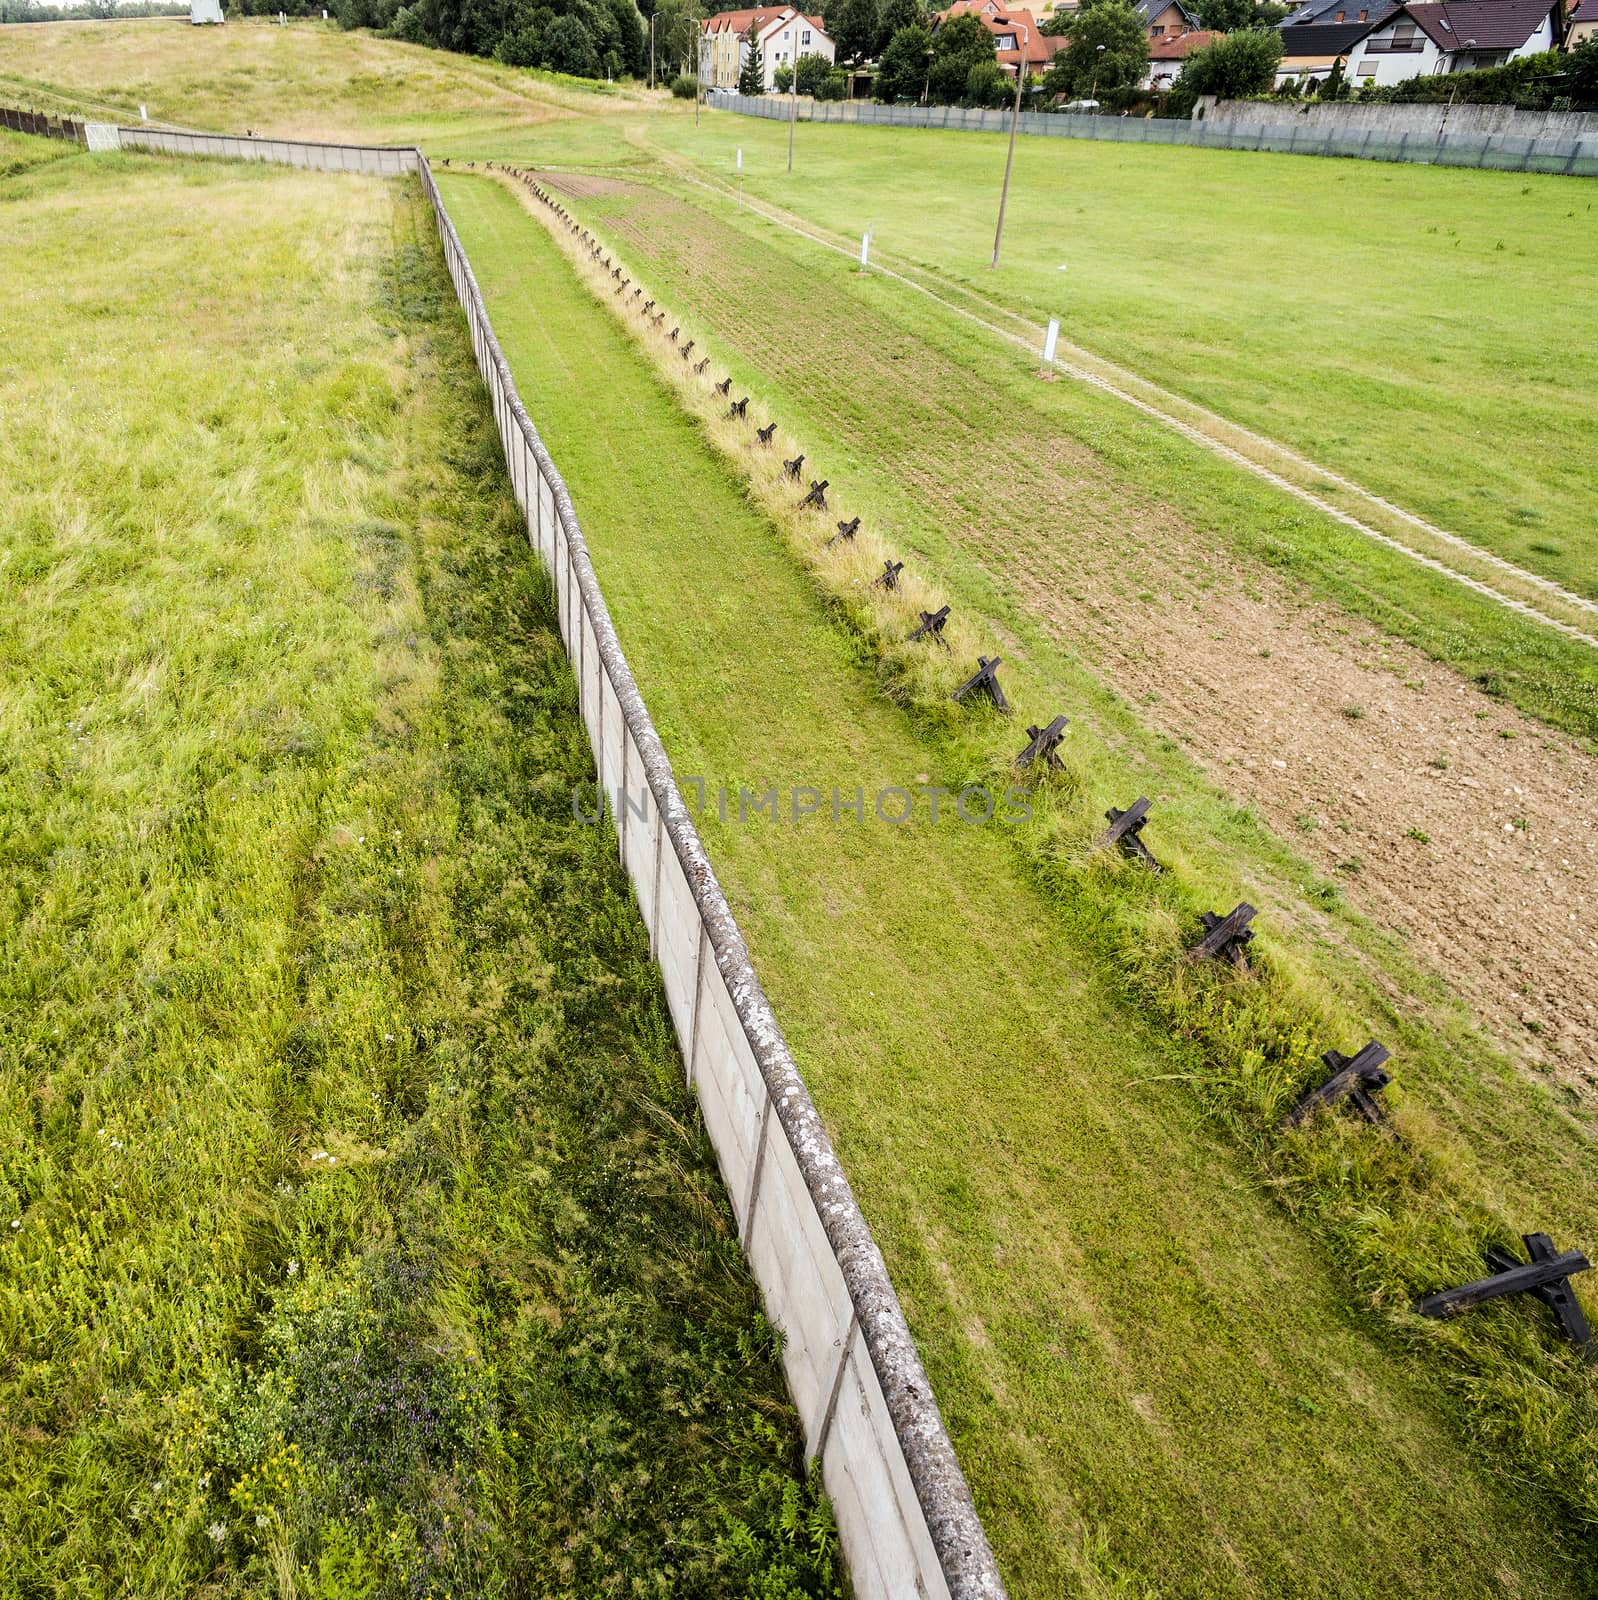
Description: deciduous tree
1044,0,1146,99
874,20,932,99
927,11,995,103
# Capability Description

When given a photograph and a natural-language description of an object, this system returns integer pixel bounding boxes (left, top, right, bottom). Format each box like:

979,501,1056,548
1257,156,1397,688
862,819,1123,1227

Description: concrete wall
1203,96,1598,140
714,89,1598,173
77,119,1008,1600
426,160,1004,1600
113,125,420,175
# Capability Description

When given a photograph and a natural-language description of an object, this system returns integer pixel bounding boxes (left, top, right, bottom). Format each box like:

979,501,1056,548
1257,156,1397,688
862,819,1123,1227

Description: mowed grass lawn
628,115,1595,596
0,145,840,1596
439,170,1592,1600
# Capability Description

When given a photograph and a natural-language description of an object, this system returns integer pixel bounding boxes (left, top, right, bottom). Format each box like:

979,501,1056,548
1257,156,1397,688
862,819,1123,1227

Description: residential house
700,7,835,92
1275,16,1389,85
1134,0,1201,44
1342,0,1561,85
1145,25,1219,86
933,0,1069,75
1568,0,1598,45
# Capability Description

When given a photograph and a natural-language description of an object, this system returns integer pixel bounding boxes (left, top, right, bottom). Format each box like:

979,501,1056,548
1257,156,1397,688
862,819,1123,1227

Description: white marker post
1039,317,1060,380
736,147,742,170
139,105,148,122
859,228,871,271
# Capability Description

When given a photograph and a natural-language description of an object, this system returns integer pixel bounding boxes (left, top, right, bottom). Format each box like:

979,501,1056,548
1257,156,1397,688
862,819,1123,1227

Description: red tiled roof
703,8,824,36
1148,26,1219,55
934,0,1064,67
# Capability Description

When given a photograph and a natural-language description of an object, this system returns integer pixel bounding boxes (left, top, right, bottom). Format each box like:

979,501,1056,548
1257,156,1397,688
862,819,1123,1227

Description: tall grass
0,151,840,1596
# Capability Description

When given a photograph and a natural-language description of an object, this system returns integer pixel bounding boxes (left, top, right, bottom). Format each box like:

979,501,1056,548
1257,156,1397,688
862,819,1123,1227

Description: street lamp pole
1091,41,1105,101
990,30,1028,270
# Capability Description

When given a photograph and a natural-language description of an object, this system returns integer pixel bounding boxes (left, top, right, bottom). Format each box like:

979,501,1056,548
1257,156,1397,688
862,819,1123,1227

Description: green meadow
0,142,837,1596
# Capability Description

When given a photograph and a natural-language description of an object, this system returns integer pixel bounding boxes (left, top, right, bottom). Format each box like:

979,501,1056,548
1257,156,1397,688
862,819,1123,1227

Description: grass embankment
0,16,638,145
0,147,837,1596
440,169,1593,1600
640,115,1598,597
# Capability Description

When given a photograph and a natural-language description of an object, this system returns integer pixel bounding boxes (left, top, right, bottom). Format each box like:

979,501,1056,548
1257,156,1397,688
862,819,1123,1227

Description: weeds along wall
80,122,1007,1600
715,92,1598,177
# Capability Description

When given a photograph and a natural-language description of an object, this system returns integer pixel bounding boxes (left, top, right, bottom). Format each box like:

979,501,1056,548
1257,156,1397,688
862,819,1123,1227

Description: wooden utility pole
990,43,1028,269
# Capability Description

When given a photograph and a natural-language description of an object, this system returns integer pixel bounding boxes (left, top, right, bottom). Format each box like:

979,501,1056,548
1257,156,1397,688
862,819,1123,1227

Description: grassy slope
0,16,637,144
438,169,1591,1600
0,146,837,1596
641,114,1598,595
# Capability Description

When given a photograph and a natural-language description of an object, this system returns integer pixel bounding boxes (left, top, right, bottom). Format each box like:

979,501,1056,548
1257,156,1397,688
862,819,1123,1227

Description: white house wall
757,15,835,88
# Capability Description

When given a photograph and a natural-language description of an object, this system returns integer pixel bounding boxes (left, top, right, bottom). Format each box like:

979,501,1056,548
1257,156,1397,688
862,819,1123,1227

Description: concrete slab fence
51,117,1008,1600
713,90,1598,175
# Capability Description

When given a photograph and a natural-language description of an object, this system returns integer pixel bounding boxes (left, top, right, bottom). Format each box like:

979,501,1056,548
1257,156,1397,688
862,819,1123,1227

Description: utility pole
990,38,1028,270
650,12,658,91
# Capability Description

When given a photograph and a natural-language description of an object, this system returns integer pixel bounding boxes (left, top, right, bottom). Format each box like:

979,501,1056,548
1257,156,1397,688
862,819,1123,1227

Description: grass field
0,141,839,1596
7,23,1598,1595
439,168,1598,1599
640,116,1598,599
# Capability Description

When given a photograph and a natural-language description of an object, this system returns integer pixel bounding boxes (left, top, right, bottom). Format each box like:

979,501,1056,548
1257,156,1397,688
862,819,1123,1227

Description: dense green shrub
964,58,1013,107
1362,49,1575,109
670,72,698,97
927,12,997,103
875,22,933,101
815,68,849,100
795,50,834,95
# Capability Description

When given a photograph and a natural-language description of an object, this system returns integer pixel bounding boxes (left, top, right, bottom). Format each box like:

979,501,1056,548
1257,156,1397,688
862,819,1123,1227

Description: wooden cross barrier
1095,798,1161,870
682,340,696,362
871,560,903,591
1285,1041,1392,1128
783,454,805,482
1189,903,1256,966
953,657,1010,714
651,312,666,329
727,396,749,420
1016,715,1069,775
799,479,829,510
756,422,777,446
669,326,680,342
715,376,732,397
1418,1234,1594,1357
828,517,860,548
694,357,710,375
909,606,951,650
